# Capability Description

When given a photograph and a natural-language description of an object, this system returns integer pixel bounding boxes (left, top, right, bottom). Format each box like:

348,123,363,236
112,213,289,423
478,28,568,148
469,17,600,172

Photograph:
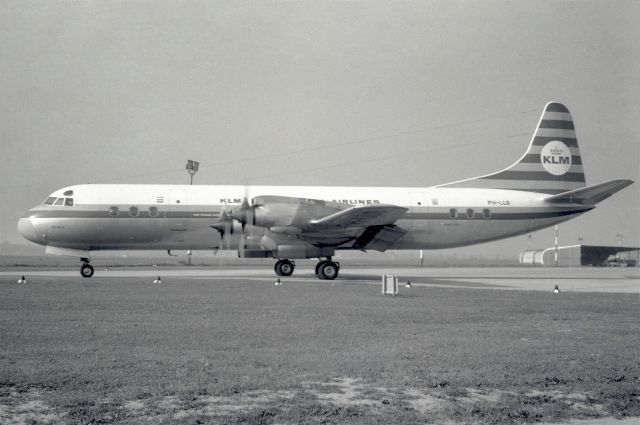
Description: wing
245,196,409,252
308,204,408,229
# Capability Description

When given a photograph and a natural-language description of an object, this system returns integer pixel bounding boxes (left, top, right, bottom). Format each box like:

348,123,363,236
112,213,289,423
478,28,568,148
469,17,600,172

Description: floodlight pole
186,159,199,185
554,225,559,267
185,160,200,265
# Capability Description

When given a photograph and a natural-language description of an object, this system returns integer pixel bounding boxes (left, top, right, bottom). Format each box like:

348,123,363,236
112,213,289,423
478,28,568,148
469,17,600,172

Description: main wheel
80,264,94,278
318,261,339,280
274,259,295,277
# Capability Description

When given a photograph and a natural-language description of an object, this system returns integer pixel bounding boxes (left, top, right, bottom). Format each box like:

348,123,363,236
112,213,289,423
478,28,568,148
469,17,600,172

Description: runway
1,266,638,294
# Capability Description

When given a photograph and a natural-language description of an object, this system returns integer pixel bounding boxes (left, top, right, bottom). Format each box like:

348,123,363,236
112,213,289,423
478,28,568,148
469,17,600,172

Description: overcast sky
1,1,638,256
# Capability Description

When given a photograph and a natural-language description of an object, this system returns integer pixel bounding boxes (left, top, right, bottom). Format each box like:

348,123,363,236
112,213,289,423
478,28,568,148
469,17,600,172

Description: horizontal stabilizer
544,179,633,205
309,205,408,229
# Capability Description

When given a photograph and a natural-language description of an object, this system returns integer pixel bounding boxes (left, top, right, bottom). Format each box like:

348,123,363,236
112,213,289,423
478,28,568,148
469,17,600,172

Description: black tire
80,264,94,278
318,261,339,280
315,261,326,277
274,259,294,277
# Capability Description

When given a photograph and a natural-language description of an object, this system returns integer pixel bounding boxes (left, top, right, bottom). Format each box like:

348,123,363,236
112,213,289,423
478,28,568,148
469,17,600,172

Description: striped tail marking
438,102,587,194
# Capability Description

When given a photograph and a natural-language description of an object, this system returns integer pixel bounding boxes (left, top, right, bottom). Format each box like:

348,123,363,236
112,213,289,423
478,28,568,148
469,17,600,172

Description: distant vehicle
606,259,636,267
18,102,633,279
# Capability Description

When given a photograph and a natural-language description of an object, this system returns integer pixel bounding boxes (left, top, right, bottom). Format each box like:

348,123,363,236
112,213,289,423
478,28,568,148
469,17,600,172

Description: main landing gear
274,259,295,277
315,258,340,280
80,258,94,278
273,258,340,280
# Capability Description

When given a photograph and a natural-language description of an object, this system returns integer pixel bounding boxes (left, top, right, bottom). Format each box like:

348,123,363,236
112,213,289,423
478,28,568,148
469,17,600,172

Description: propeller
210,186,262,254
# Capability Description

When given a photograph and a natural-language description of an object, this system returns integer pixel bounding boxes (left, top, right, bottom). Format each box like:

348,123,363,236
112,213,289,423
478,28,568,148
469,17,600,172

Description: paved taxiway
1,266,638,294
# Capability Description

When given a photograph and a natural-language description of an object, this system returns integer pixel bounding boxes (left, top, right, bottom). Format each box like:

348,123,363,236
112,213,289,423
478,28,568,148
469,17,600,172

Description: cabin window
64,198,74,207
466,208,475,219
149,206,159,217
483,208,491,219
449,208,457,218
63,190,74,196
129,206,139,217
54,198,64,206
109,206,119,217
44,197,56,205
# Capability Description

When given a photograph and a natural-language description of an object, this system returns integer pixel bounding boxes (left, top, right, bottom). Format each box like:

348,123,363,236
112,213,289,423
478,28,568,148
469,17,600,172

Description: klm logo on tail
541,140,572,175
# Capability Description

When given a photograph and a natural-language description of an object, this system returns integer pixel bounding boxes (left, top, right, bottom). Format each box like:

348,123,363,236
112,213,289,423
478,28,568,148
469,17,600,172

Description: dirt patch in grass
0,388,65,424
1,378,639,424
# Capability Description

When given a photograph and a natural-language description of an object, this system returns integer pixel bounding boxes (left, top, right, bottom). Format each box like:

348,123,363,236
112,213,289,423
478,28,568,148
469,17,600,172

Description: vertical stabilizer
438,102,586,194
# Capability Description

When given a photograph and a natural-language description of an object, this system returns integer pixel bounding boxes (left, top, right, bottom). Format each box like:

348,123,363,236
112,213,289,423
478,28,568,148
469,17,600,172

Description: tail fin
438,102,586,194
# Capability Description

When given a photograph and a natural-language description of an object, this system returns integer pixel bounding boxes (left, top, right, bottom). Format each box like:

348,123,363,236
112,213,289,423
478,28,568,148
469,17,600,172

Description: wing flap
353,225,407,251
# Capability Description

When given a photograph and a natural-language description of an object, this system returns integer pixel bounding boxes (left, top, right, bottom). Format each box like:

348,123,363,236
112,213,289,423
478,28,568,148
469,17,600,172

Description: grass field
1,275,639,424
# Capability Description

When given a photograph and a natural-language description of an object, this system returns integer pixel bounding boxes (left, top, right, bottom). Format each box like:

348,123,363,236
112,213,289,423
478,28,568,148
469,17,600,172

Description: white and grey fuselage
18,184,592,252
16,102,633,278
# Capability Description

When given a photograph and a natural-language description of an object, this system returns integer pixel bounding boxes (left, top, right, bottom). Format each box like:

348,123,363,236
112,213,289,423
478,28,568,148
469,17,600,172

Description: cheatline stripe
546,103,570,113
539,119,575,130
531,136,579,147
25,210,222,219
535,128,576,138
481,171,586,182
520,153,582,165
542,111,573,121
405,208,592,220
25,208,592,221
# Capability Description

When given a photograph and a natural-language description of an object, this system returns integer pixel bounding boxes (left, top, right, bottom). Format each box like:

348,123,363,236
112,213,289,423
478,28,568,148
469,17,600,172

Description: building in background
520,245,640,267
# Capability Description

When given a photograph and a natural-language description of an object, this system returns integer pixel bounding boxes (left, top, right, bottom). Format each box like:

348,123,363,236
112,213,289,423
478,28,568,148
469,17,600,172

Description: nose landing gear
80,258,94,278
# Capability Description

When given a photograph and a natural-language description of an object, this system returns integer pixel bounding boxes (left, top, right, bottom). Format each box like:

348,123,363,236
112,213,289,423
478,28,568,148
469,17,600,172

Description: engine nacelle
250,196,344,230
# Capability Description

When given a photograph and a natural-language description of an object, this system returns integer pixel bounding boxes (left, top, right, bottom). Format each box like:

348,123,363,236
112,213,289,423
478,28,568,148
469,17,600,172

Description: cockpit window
54,198,64,206
44,197,56,205
65,198,74,207
63,190,74,196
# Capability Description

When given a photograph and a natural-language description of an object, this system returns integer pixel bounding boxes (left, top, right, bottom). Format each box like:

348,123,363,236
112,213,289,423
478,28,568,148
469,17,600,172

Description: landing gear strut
274,259,295,277
80,258,94,278
315,258,340,280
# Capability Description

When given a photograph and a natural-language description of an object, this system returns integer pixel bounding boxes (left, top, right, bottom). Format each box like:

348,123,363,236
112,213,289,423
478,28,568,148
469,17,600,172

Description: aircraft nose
17,218,39,243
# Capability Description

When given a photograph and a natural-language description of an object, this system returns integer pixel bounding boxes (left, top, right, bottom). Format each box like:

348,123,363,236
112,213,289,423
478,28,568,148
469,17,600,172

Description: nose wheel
316,260,339,280
80,259,94,278
274,259,295,276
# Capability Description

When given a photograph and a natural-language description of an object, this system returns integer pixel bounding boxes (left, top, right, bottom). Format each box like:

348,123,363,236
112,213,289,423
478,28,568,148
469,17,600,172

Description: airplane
18,102,633,279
